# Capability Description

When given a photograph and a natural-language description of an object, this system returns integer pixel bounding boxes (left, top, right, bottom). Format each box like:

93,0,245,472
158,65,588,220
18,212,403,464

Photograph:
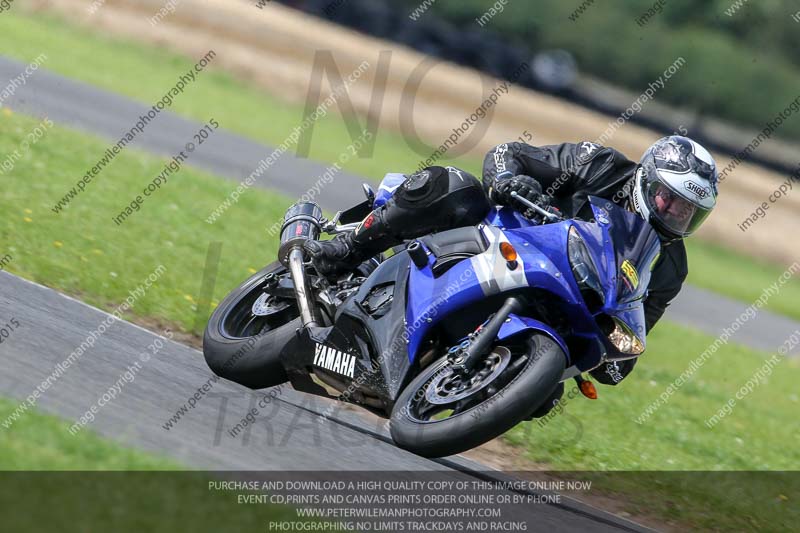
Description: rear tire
203,261,299,389
390,334,565,458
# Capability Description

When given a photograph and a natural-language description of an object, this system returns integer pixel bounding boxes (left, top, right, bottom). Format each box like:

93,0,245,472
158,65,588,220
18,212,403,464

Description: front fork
450,295,598,399
450,296,524,374
286,247,317,328
279,202,324,328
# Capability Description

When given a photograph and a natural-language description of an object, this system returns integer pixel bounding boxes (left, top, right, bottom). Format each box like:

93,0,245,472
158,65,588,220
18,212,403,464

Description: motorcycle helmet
633,136,718,239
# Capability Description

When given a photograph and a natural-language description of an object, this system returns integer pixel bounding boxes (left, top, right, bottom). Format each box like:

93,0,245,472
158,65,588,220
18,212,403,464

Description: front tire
390,334,566,458
203,261,300,389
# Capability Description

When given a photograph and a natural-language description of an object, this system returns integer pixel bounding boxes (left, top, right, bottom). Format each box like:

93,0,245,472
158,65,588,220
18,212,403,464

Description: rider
304,136,718,413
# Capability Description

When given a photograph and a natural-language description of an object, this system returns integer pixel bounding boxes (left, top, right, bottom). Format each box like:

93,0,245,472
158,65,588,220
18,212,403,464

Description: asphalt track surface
0,56,796,529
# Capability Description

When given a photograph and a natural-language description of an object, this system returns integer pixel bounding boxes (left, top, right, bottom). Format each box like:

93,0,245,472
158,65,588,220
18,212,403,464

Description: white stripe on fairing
471,226,529,296
379,173,405,193
379,183,402,193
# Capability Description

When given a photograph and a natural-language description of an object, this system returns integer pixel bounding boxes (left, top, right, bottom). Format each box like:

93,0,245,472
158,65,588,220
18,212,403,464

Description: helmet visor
646,180,711,237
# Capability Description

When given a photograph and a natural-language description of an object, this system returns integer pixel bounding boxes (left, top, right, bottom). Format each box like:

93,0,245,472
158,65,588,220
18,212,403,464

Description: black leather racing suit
483,141,689,385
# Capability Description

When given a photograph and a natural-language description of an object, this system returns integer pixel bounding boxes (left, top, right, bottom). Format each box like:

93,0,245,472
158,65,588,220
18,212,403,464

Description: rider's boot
304,209,399,278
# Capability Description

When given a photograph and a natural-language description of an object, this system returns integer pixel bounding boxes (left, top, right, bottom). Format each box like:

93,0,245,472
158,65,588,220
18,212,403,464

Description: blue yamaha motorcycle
203,171,661,458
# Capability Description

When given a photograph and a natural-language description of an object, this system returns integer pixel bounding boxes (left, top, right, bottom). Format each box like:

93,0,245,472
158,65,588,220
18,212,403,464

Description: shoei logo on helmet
684,181,711,200
620,259,639,290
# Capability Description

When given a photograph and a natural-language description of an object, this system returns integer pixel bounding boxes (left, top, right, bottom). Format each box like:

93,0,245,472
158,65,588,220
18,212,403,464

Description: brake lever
320,212,361,234
511,191,562,222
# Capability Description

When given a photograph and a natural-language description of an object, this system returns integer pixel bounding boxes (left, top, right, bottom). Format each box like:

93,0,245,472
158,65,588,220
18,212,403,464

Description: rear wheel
390,333,565,458
203,261,302,389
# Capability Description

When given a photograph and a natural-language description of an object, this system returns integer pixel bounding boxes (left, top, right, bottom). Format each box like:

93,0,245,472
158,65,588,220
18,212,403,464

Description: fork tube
287,247,318,328
460,297,523,372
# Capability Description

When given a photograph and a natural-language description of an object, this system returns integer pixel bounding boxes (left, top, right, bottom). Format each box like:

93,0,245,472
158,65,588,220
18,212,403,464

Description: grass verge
504,320,800,530
0,397,312,531
507,321,800,471
685,239,800,321
0,395,177,470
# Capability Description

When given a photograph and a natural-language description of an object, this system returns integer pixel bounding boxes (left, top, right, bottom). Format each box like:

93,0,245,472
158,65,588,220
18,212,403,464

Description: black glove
493,174,543,207
589,359,637,386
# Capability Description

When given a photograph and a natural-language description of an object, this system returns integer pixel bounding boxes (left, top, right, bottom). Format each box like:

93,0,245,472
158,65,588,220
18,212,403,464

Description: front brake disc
251,293,291,316
424,347,512,405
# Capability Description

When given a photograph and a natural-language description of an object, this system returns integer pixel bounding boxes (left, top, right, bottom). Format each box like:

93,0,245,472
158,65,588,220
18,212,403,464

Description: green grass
0,110,289,333
504,320,800,530
0,397,312,531
0,396,177,470
3,9,800,325
508,321,800,470
4,473,301,533
572,471,798,532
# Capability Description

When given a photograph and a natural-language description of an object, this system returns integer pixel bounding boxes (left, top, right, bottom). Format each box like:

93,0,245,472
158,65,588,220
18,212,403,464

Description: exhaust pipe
279,202,323,328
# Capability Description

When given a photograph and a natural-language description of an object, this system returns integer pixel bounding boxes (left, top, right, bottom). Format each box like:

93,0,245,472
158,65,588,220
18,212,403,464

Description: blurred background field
392,0,800,141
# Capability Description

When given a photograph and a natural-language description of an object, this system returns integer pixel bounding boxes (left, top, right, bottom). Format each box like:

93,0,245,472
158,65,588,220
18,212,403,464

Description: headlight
608,317,645,355
568,226,603,306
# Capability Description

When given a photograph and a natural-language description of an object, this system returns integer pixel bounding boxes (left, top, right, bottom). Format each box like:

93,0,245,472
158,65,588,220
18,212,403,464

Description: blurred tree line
395,0,800,141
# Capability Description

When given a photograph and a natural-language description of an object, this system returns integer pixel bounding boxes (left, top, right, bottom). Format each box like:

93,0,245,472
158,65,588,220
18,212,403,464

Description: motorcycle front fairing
403,197,660,372
404,220,586,367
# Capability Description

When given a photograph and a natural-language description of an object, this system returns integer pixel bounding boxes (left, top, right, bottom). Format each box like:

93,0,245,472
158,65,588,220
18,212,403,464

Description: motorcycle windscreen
588,196,661,305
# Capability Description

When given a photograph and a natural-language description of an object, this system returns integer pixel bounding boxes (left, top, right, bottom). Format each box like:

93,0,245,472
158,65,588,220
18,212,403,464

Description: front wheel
203,261,301,389
390,333,566,458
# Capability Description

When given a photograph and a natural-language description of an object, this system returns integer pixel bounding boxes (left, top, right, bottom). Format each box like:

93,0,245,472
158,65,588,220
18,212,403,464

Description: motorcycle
203,172,661,458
